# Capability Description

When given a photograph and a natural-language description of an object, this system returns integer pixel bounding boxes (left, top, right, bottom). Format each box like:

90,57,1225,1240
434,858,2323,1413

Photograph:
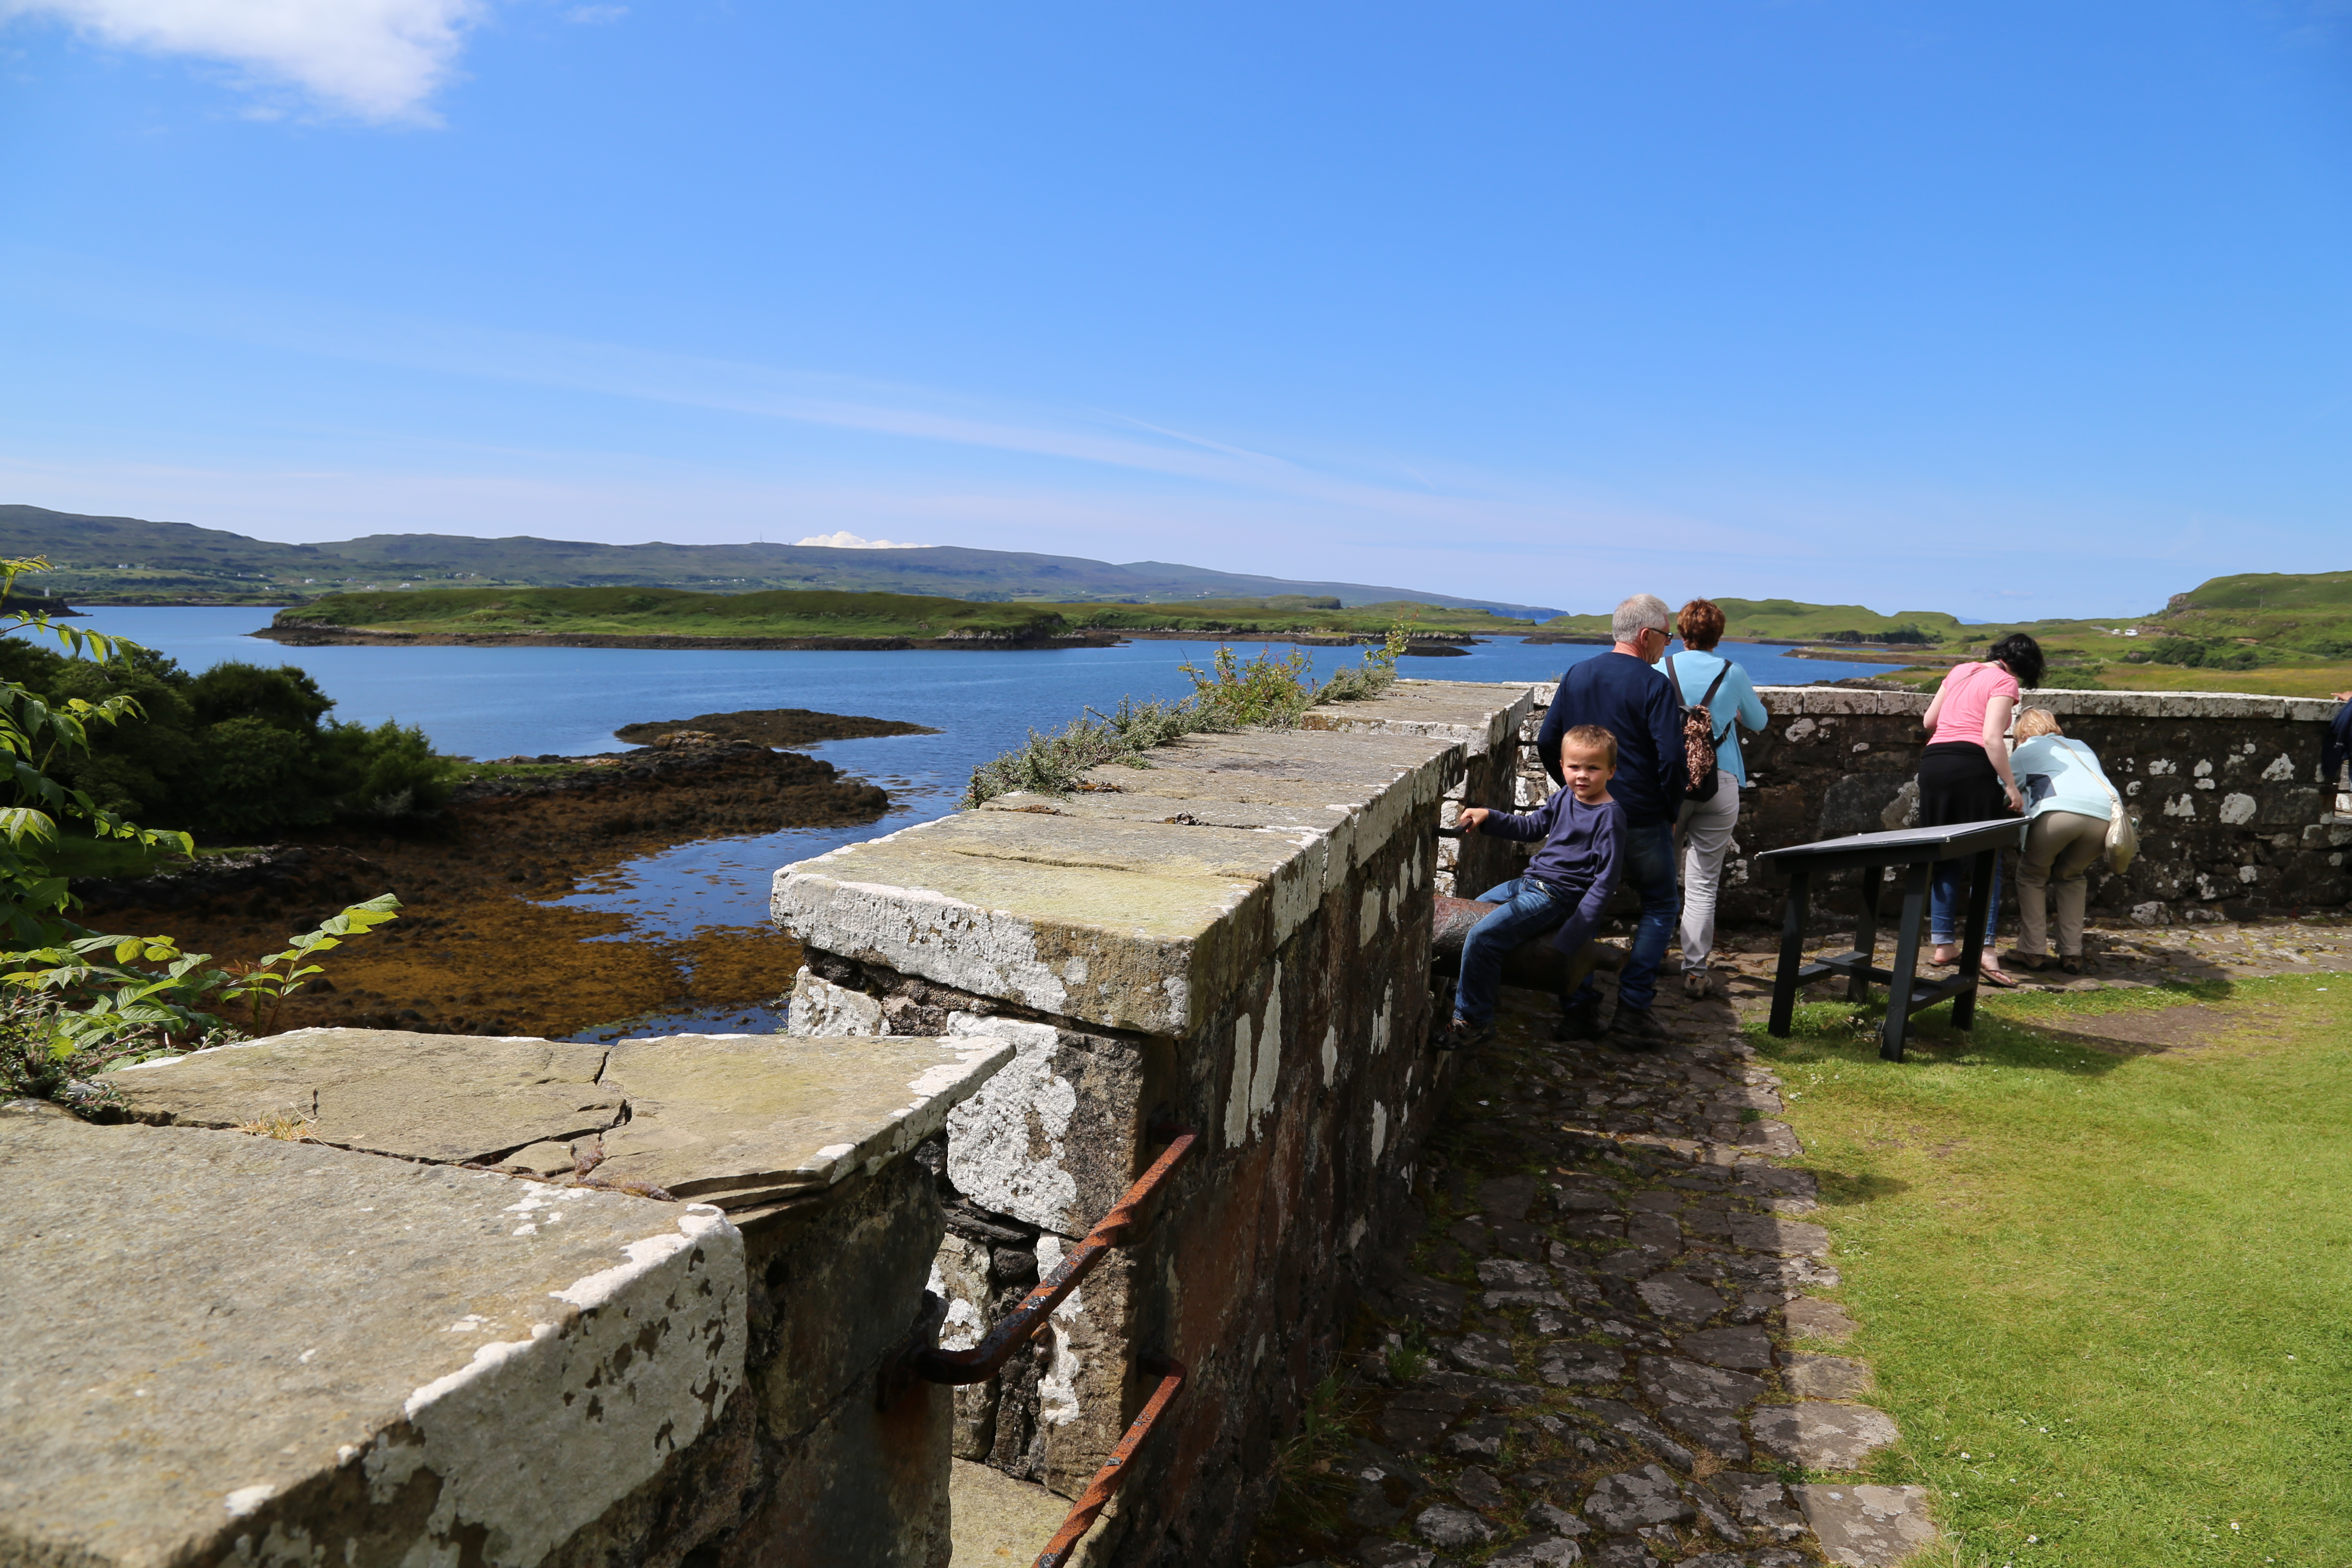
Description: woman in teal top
1665,600,1771,997
2006,708,2120,974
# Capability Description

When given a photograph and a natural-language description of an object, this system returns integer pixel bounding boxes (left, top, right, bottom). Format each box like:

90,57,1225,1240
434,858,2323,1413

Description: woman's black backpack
1665,655,1733,805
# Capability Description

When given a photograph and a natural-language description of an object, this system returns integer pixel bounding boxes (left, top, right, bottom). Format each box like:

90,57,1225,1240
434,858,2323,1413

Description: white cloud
793,531,927,550
1,0,482,123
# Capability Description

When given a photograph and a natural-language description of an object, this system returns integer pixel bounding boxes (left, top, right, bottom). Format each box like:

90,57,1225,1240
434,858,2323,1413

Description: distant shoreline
251,626,1127,652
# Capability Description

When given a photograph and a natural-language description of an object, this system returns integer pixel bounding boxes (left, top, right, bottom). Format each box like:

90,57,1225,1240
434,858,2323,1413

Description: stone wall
1465,682,2350,928
771,682,1531,1566
4,1027,1013,1568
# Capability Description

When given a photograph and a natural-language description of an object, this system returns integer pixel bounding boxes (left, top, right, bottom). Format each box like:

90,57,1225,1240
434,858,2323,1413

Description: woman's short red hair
1677,598,1727,651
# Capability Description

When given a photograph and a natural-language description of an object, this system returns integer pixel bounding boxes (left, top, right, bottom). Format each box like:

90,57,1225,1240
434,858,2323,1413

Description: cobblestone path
1252,979,1933,1568
1251,914,2351,1568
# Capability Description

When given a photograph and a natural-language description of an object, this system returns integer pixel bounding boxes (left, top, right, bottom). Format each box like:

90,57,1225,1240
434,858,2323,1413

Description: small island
614,708,940,747
250,585,1539,649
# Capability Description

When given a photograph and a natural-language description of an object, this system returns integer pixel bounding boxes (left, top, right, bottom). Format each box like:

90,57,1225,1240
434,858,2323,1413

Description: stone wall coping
1506,680,2337,723
778,684,1535,1037
0,1105,745,1568
110,1026,1013,1198
1302,679,1536,757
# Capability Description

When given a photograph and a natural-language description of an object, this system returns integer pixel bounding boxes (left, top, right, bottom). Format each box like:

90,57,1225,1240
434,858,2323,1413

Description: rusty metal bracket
1031,1356,1187,1568
914,1130,1198,1387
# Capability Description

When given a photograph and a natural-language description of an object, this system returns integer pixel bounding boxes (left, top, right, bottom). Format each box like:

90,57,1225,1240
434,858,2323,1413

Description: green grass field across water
1753,976,2352,1565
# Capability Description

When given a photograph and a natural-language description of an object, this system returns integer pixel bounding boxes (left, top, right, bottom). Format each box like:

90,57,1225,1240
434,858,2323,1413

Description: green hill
0,505,1562,619
1545,597,1971,645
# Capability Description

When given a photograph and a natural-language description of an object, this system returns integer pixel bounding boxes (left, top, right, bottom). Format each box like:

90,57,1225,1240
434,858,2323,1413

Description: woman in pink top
1917,633,2043,983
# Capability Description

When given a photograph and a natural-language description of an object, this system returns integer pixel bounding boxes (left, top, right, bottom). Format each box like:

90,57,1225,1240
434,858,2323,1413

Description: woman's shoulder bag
2065,739,2139,874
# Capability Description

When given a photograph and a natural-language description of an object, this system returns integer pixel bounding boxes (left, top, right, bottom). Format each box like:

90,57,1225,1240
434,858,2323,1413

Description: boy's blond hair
2014,708,2064,740
1559,724,1617,769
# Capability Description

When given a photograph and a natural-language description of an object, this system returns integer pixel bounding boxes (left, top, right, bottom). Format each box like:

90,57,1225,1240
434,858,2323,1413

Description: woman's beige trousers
2016,808,2108,957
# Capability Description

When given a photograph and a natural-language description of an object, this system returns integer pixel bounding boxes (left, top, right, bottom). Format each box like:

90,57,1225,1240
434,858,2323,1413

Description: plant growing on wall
959,625,1413,807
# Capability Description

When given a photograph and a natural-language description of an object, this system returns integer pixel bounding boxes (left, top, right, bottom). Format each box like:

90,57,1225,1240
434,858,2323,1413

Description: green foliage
0,895,402,1102
0,638,455,836
2134,636,2267,671
0,557,194,946
959,630,1410,808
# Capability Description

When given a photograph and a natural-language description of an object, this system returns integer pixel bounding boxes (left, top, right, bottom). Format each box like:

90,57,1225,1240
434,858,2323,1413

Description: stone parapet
6,1027,1012,1568
771,680,1533,1564
1497,678,2350,926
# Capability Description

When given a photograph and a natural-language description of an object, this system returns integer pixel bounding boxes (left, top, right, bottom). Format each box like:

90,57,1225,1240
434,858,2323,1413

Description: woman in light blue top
1665,600,1772,997
2006,708,2120,974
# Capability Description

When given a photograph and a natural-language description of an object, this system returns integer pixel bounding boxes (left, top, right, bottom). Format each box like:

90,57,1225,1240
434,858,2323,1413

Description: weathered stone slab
0,1113,743,1568
593,1032,1013,1213
1676,1326,1773,1369
1582,1464,1693,1530
1792,1483,1942,1565
772,810,1333,1035
977,789,1357,836
1784,1352,1875,1400
112,1029,621,1164
1784,1297,1859,1341
1751,1402,1902,1469
1302,680,1533,759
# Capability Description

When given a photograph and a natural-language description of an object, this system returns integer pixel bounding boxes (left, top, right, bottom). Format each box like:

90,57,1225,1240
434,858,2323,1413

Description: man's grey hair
1612,594,1672,644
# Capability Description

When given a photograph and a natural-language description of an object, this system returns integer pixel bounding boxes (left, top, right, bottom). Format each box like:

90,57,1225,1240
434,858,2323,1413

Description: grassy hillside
268,586,1536,640
1545,597,1970,645
0,505,1562,617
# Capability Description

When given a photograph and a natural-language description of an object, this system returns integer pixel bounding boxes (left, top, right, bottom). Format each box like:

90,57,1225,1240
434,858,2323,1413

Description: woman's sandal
1978,967,2021,989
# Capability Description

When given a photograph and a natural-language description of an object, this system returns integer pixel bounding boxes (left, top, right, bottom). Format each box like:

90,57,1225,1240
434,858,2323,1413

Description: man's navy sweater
1537,650,1687,828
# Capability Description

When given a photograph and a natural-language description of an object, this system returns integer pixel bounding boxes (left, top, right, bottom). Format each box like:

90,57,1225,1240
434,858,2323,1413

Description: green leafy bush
0,639,456,836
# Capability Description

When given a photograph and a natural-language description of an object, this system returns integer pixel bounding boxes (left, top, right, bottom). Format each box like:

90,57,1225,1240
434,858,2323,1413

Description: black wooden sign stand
1759,818,2025,1062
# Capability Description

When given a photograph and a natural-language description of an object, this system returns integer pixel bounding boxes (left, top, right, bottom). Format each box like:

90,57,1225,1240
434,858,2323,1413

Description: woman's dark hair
1677,598,1727,651
1986,632,2044,689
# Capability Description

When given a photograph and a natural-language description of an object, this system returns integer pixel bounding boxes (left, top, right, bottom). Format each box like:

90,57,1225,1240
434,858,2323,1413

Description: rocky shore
71,739,892,1038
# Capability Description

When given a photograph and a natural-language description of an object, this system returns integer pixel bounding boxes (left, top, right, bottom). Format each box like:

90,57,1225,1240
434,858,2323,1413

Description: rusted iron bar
1031,1357,1188,1568
914,1130,1198,1387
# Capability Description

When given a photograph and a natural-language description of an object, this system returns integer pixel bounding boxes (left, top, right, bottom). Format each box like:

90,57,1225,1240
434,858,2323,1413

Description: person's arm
1982,691,2023,813
1922,665,1958,733
1731,666,1768,734
1651,677,1687,817
2325,700,2352,783
1460,793,1558,843
1549,807,1626,956
1534,683,1568,786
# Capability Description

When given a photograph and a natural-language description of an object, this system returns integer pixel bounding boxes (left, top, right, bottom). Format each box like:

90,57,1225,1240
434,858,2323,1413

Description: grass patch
39,834,180,879
1753,975,2352,1564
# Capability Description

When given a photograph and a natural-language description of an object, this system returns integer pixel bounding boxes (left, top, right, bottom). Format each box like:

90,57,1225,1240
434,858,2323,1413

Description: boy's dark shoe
1435,1016,1494,1052
1608,1005,1670,1050
1553,994,1604,1043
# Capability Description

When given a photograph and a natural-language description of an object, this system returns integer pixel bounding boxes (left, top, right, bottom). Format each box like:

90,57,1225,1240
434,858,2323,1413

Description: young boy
1441,724,1627,1049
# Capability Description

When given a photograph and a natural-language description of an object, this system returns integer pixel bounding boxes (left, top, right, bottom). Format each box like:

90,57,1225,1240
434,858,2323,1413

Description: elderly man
1534,593,1686,1047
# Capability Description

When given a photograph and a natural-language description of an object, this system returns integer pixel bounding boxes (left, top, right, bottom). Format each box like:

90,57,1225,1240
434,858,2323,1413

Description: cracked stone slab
1490,1536,1585,1566
1415,1503,1497,1548
1442,1332,1522,1379
1792,1483,1942,1565
110,1029,622,1164
1784,1352,1875,1400
1751,1403,1902,1469
0,1113,744,1568
1569,1401,1695,1472
591,1032,1014,1213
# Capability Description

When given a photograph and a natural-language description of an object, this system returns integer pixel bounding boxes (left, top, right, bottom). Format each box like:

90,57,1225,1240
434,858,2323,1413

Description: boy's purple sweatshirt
1478,790,1627,954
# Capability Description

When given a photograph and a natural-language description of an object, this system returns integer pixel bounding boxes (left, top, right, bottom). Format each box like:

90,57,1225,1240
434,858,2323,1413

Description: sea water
38,607,1902,940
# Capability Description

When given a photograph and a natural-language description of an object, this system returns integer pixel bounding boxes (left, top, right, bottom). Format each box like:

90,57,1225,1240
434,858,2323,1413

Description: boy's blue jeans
1455,877,1572,1028
1557,819,1679,1017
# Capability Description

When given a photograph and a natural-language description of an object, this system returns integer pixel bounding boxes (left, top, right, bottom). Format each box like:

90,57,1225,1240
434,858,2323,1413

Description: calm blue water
42,607,1898,939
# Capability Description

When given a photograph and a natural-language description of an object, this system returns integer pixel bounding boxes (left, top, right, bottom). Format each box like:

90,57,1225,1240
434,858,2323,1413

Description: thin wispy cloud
0,0,481,122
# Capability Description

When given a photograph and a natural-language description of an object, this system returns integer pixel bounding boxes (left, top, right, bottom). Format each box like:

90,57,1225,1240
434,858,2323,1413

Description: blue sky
2,1,2347,619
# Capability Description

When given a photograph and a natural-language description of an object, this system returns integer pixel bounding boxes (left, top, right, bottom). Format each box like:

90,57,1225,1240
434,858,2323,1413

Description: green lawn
1753,977,2352,1566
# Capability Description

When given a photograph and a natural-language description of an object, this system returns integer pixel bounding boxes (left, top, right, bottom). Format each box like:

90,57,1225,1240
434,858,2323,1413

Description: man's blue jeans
1569,818,1679,1016
1455,877,1571,1028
